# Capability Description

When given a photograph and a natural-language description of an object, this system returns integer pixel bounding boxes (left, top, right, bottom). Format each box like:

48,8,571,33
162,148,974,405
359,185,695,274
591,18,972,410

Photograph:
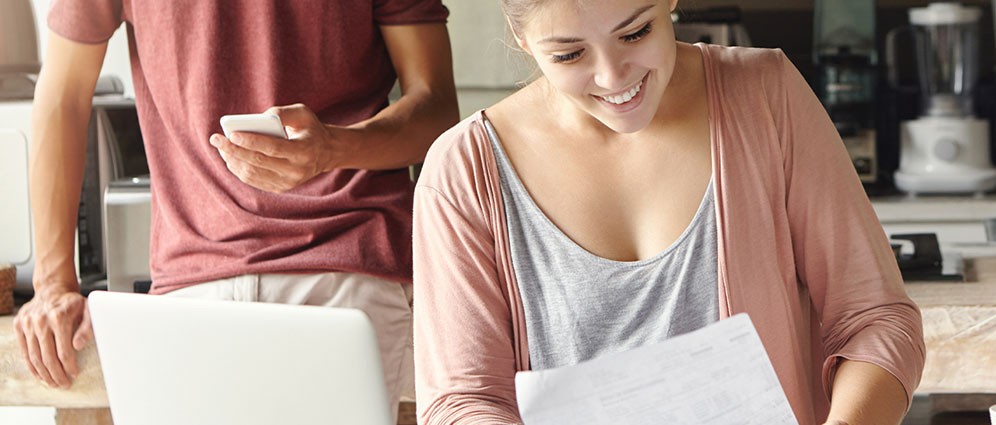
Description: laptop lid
88,291,393,425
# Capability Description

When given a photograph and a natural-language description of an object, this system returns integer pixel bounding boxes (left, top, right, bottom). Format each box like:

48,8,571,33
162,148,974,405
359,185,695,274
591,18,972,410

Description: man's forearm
29,58,104,292
331,83,459,171
826,360,909,425
28,98,92,292
324,23,458,171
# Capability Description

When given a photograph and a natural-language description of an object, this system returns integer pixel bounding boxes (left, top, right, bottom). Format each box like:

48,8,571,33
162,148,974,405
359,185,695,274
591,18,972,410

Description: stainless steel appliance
103,176,151,293
813,0,878,183
76,98,148,291
887,2,996,195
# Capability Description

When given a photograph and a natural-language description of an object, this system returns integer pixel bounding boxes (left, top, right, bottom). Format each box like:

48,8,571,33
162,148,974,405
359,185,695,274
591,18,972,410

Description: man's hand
13,288,92,388
210,104,342,193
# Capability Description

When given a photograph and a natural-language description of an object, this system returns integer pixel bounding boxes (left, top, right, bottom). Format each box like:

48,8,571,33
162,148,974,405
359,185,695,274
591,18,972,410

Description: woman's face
516,0,679,134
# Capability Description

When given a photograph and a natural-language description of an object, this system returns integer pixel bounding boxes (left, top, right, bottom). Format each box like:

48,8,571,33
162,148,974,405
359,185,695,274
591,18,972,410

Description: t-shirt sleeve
373,0,448,25
47,0,124,44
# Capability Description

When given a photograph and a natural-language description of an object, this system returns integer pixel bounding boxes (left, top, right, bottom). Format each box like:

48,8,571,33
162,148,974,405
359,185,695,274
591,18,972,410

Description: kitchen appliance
890,233,963,281
0,97,146,294
0,0,40,99
76,97,148,291
813,0,879,183
672,6,752,47
0,129,32,268
887,2,996,195
103,176,151,293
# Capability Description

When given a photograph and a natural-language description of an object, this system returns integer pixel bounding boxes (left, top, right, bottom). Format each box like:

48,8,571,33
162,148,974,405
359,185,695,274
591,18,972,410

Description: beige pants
166,272,414,421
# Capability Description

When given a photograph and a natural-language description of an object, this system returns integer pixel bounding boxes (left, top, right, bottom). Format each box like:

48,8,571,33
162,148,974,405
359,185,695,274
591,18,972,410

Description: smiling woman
504,0,679,134
412,0,925,424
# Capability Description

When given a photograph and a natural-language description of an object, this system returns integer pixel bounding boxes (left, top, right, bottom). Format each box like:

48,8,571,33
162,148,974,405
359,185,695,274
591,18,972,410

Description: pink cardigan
413,44,925,425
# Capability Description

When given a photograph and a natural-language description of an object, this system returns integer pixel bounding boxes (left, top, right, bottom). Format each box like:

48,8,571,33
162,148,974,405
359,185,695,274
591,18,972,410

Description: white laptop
88,291,393,425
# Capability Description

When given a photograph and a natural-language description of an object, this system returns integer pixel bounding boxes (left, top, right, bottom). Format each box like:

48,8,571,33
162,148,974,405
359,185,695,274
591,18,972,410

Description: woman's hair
499,0,543,36
501,0,592,36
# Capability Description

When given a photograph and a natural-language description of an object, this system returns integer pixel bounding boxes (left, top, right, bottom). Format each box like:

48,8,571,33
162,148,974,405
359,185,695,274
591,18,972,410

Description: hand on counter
12,288,92,388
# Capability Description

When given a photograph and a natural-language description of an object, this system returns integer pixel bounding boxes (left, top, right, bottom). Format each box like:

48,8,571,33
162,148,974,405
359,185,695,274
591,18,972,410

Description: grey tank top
484,118,719,370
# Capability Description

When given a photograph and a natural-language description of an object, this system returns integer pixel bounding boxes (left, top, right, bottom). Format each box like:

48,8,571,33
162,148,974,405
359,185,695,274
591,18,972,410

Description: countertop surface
907,257,996,395
1,260,995,407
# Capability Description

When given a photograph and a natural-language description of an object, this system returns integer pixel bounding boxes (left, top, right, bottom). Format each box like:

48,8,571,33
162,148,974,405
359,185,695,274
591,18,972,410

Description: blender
888,2,996,195
813,0,878,183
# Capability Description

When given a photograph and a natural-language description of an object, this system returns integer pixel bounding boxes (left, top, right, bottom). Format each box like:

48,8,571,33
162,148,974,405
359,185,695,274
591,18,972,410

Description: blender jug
915,4,979,118
887,2,981,118
887,2,996,195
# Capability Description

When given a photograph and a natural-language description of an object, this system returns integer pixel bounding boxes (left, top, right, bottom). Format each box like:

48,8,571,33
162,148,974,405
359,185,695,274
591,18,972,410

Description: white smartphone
220,113,288,140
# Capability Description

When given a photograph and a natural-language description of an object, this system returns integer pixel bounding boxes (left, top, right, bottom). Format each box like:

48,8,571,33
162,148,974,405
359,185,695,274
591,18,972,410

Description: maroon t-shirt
47,0,448,293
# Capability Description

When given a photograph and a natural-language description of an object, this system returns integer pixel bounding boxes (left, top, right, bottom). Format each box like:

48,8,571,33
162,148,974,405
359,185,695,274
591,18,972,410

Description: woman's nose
592,50,629,91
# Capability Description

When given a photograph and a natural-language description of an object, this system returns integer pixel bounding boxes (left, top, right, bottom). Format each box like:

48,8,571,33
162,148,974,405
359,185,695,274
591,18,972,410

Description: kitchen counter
871,194,996,224
0,310,110,424
1,262,995,421
905,257,996,419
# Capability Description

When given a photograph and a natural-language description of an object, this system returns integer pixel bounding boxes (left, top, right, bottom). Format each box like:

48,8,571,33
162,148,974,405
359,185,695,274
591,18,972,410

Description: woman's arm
824,360,909,425
413,122,524,424
767,50,925,420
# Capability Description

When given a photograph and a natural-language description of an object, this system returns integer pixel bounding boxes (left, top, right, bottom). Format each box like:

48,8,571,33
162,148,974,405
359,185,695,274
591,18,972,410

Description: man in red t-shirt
13,0,458,416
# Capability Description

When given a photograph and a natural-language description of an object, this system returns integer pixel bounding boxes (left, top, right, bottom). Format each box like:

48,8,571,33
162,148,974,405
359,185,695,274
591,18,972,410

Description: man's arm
13,31,107,388
823,360,910,425
210,23,459,192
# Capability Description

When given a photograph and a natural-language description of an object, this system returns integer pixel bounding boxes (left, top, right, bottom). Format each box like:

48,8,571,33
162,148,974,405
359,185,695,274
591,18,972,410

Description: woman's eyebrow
538,3,658,44
611,4,657,33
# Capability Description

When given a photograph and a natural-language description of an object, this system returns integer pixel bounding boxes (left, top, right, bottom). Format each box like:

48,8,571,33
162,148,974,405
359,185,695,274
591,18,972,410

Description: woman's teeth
599,80,643,105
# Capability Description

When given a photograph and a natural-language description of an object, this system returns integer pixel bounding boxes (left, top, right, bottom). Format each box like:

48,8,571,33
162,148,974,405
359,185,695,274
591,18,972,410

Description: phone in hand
220,113,288,140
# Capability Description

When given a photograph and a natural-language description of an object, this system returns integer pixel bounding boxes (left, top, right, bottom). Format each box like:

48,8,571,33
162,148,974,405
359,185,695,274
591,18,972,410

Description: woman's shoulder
696,43,805,112
418,110,521,220
697,44,796,93
697,43,790,73
486,81,547,125
420,112,492,187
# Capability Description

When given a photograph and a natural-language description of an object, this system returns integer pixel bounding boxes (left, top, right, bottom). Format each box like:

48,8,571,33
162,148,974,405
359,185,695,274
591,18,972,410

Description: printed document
515,314,798,425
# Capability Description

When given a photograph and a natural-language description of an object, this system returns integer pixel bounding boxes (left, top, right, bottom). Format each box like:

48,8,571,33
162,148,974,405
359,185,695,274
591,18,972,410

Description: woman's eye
622,23,652,42
552,50,584,64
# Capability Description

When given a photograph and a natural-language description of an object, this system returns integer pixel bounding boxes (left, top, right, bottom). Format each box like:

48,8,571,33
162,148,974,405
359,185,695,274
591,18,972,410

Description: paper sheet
515,314,798,425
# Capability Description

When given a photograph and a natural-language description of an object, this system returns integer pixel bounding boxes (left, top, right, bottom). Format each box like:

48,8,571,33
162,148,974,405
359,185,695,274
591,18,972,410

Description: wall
442,1,531,117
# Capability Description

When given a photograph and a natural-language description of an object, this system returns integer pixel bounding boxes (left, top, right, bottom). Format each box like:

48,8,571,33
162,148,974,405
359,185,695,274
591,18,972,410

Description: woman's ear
669,0,679,13
507,16,532,55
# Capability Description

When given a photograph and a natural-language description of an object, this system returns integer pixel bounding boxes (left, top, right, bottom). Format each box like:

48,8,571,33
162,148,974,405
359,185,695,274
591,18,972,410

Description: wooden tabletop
907,257,996,395
0,314,108,407
2,260,995,408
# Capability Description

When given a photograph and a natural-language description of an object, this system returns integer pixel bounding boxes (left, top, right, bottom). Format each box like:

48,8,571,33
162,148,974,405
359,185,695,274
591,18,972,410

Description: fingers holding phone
212,106,334,193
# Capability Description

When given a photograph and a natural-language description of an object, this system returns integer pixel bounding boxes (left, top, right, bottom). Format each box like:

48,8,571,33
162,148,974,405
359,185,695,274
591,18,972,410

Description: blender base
895,168,996,195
